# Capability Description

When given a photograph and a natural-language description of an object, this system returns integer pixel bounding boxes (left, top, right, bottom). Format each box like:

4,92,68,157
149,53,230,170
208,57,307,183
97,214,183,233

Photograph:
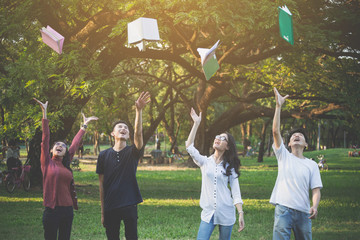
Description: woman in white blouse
186,108,245,240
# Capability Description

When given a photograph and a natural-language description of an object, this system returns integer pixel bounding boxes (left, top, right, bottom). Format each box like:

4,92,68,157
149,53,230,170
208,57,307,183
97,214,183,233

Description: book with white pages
197,40,220,80
40,26,65,54
127,17,160,51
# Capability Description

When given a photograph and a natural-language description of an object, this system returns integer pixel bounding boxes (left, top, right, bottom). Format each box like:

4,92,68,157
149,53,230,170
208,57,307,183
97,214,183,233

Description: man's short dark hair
287,128,308,144
111,120,129,132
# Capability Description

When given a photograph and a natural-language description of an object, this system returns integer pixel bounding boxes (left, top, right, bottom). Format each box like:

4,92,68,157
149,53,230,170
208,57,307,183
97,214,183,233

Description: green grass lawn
0,148,359,239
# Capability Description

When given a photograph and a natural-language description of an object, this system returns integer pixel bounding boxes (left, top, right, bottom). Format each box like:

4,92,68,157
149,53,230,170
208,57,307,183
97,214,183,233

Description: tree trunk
246,121,252,139
326,123,330,149
317,121,321,150
241,123,246,143
240,123,247,156
0,105,6,146
267,130,273,157
25,139,29,154
333,126,340,148
27,128,43,186
258,120,270,162
163,118,181,156
93,131,100,156
108,135,113,147
162,89,179,155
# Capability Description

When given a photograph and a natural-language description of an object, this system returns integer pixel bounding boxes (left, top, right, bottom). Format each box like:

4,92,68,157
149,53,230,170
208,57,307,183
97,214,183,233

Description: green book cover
278,5,294,45
203,56,220,80
197,40,220,80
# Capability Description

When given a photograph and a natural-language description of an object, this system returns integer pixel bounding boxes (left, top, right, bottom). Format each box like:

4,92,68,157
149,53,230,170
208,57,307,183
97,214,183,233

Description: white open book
40,26,65,54
197,40,220,80
127,17,160,51
279,5,292,15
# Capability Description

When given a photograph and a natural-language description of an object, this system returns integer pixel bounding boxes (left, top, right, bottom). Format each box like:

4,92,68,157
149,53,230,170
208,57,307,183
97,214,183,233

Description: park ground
0,148,359,239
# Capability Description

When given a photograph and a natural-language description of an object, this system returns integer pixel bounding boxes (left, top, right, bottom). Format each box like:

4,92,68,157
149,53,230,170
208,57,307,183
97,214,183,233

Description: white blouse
187,143,243,226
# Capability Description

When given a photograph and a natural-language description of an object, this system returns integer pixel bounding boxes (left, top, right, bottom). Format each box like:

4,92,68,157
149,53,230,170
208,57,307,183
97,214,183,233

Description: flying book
197,40,220,80
278,5,294,45
40,26,65,54
127,17,160,51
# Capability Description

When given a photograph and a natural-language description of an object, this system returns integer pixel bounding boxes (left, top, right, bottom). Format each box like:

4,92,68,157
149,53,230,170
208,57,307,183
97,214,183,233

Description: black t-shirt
96,145,144,211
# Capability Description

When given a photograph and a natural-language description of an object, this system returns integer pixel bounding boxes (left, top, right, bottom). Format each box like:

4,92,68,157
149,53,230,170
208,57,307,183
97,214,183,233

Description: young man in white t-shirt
271,88,322,240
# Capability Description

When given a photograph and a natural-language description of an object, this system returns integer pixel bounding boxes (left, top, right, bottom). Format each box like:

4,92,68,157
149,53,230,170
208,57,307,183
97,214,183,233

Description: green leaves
0,0,359,150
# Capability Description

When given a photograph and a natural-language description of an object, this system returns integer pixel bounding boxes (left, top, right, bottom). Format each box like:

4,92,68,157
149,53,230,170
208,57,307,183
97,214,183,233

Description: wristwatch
82,124,88,129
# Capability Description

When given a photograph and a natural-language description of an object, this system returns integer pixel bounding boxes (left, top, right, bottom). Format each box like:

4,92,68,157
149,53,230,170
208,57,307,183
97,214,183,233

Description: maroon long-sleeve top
41,119,84,209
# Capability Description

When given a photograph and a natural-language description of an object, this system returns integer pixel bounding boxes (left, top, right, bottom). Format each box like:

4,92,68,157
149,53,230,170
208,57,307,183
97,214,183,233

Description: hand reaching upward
34,98,48,111
134,91,150,149
82,112,99,125
274,87,289,108
190,108,202,125
33,98,48,119
185,107,202,148
135,91,151,111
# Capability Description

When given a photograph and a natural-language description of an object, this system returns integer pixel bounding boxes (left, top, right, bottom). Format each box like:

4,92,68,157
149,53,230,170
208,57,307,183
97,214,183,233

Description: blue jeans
43,206,74,240
197,215,234,240
273,204,312,240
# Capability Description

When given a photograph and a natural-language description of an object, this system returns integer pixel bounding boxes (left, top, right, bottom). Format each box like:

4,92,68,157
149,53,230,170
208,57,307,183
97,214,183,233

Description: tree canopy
1,0,359,179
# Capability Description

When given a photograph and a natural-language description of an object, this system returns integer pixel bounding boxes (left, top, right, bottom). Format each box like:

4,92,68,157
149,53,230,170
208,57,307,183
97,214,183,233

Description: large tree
1,0,359,182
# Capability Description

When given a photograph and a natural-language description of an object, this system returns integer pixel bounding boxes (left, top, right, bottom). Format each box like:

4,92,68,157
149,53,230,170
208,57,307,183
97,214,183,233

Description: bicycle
71,158,81,171
166,151,186,164
4,161,31,193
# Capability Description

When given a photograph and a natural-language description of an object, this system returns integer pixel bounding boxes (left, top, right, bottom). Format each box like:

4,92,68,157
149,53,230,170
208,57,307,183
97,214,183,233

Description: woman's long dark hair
61,151,72,172
222,132,241,177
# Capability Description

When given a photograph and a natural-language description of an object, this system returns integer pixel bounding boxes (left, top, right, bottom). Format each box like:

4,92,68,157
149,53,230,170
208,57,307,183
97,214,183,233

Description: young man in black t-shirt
97,92,150,240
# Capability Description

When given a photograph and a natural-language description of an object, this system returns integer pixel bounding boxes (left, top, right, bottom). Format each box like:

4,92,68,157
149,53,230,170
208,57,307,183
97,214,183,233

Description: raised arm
185,108,202,148
272,88,289,149
134,91,151,150
68,112,98,157
34,98,49,166
34,98,48,119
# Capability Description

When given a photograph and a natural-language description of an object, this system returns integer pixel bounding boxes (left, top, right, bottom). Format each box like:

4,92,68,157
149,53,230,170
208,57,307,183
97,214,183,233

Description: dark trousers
104,205,138,240
43,206,74,240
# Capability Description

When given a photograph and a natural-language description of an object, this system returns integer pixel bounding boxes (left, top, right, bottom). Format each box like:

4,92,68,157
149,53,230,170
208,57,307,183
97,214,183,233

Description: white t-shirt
186,143,243,226
270,141,323,213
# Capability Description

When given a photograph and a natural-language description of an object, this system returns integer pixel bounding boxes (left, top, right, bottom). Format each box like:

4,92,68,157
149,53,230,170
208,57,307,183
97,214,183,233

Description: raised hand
274,87,289,108
82,112,99,125
33,98,48,119
33,98,48,111
185,107,202,147
135,91,151,111
190,108,202,125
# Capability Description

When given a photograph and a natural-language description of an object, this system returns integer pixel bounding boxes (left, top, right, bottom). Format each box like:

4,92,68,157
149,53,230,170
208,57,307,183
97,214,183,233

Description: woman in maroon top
34,98,98,240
